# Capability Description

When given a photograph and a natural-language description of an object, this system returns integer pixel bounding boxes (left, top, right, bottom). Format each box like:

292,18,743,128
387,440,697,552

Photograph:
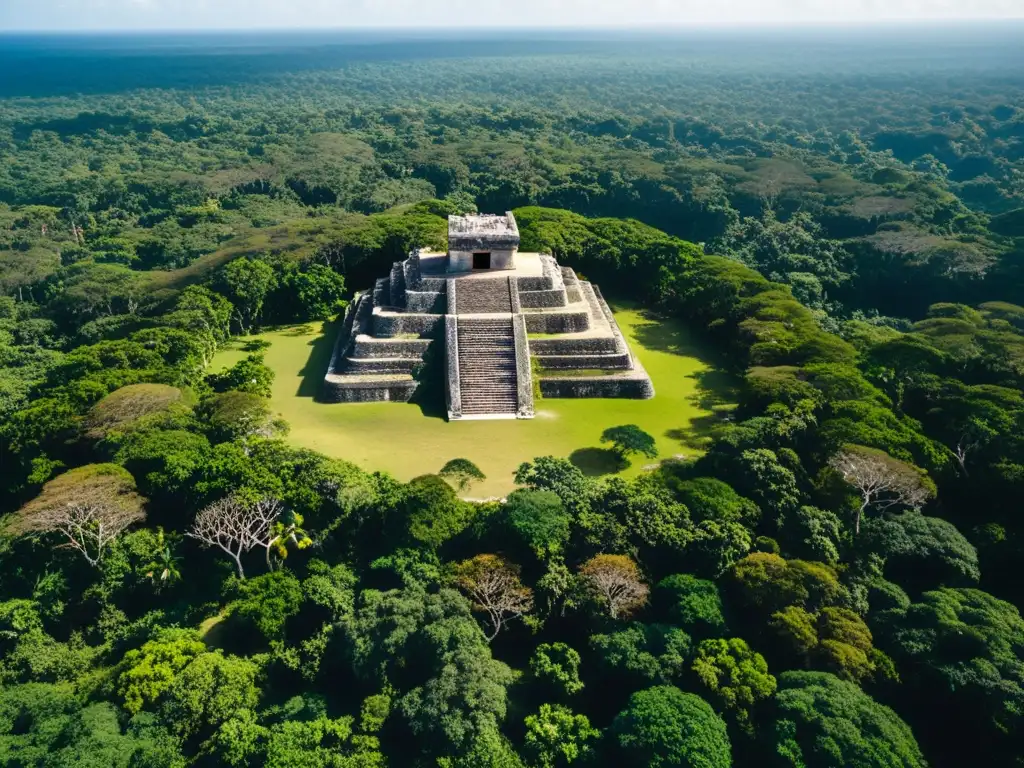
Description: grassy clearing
211,303,735,497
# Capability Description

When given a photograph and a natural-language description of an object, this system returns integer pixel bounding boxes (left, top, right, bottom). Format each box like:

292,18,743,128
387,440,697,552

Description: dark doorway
472,252,491,270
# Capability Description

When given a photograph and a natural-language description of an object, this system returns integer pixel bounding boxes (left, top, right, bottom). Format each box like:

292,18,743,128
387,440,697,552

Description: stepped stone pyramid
324,212,654,420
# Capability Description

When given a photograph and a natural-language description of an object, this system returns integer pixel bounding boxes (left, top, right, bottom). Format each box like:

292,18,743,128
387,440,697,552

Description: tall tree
579,554,649,620
452,554,534,641
601,424,658,462
763,671,925,768
829,445,935,533
186,496,307,578
611,686,731,768
217,257,278,334
5,463,145,567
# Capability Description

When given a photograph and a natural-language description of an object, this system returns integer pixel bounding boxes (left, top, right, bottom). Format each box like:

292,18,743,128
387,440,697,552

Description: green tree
197,390,286,444
503,489,571,560
523,704,599,768
669,477,760,527
278,263,346,321
611,686,731,768
207,353,275,397
765,671,925,768
601,424,658,461
162,651,261,739
861,511,980,591
729,553,844,617
400,474,474,549
218,257,278,333
514,457,596,517
656,574,729,638
345,586,515,756
591,623,692,686
0,683,184,767
875,587,1024,762
117,628,207,715
691,638,776,730
226,569,304,645
529,643,584,697
439,458,486,493
783,506,843,566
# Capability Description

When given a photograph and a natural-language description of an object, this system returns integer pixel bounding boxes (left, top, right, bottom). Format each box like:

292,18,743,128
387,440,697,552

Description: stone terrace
323,243,653,418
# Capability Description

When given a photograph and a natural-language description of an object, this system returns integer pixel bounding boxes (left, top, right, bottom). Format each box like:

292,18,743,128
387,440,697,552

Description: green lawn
211,304,733,497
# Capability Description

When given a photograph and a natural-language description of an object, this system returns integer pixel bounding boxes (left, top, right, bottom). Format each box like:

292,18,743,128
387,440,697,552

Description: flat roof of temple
448,212,519,240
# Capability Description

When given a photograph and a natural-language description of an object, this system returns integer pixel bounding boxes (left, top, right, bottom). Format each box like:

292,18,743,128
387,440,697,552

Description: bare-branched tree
951,418,996,478
453,554,534,641
5,464,146,567
187,497,279,579
187,497,310,578
579,554,649,620
829,444,935,534
17,503,143,567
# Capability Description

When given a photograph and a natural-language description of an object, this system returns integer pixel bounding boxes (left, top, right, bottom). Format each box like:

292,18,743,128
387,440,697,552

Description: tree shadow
298,322,339,399
570,447,629,477
628,309,743,404
691,369,742,410
665,412,723,451
630,309,720,361
281,323,318,337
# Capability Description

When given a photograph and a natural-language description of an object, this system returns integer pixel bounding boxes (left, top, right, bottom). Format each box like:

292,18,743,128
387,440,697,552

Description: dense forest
0,28,1023,768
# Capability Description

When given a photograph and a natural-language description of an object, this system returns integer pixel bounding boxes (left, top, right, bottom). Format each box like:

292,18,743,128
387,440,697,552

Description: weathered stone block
535,352,633,370
519,288,568,308
445,314,461,420
321,377,419,403
539,375,655,399
529,336,620,355
523,310,591,334
372,310,444,338
512,314,534,419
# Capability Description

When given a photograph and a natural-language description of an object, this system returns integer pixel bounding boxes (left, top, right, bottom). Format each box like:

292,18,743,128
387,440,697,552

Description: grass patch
211,303,735,497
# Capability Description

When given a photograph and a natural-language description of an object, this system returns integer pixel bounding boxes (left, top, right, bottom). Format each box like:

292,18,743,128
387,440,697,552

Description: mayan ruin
324,212,655,419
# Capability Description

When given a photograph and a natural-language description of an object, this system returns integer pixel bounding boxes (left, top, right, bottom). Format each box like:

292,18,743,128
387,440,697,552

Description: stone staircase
455,277,513,314
457,318,518,417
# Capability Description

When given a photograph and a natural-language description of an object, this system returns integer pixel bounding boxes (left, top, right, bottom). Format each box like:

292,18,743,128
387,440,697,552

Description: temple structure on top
323,211,654,420
446,212,520,272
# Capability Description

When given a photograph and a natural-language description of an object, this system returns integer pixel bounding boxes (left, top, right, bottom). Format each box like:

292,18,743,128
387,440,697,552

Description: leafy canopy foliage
765,671,926,768
691,637,776,730
656,574,729,639
601,424,658,460
439,458,486,492
611,685,732,768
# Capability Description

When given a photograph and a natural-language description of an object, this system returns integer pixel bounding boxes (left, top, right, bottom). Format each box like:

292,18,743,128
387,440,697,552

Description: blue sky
1,0,1021,31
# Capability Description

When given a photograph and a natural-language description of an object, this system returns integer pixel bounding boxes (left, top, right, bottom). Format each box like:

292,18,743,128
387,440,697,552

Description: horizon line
3,18,1024,34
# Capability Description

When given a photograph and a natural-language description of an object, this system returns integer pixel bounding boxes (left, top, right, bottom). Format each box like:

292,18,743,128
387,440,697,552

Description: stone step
455,277,513,314
454,311,519,418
